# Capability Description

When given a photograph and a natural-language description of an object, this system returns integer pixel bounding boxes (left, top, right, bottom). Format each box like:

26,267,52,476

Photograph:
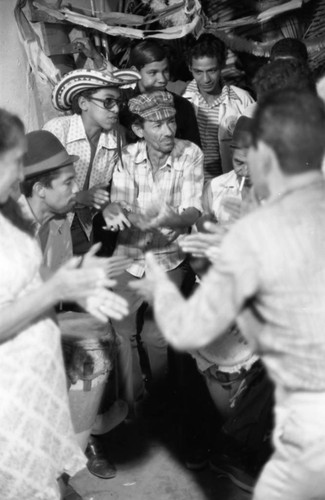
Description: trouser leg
141,262,191,390
254,391,325,500
111,272,144,410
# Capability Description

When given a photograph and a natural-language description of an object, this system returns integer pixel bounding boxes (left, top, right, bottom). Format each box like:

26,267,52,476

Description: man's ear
132,123,144,139
33,182,46,199
258,141,278,176
78,95,89,112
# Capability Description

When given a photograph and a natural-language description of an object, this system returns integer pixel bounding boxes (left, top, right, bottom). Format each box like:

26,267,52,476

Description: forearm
0,279,60,342
152,267,235,351
163,207,201,230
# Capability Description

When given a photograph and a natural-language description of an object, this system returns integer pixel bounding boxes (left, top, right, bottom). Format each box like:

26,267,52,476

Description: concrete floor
69,414,252,500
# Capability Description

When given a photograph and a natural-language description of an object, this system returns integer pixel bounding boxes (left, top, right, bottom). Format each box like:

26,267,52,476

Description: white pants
254,386,325,500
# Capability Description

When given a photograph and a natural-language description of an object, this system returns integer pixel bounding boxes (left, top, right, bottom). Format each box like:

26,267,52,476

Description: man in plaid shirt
103,90,204,411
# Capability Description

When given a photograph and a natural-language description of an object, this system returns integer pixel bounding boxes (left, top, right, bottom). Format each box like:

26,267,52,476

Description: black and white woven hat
52,69,126,111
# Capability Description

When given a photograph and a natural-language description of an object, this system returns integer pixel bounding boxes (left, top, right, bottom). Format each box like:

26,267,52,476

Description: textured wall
0,0,40,131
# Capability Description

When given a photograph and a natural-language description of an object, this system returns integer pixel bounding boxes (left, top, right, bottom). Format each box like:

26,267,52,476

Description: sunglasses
88,97,123,110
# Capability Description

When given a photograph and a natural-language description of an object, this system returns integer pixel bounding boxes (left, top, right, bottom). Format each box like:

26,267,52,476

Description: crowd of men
16,34,325,499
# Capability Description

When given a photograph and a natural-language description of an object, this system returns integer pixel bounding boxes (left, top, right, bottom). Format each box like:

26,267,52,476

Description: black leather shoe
86,437,117,479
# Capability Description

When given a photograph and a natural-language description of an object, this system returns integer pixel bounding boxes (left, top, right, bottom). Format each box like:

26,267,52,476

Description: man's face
232,147,251,185
0,136,26,205
190,56,222,95
84,87,121,131
43,164,78,215
138,59,170,93
142,116,177,154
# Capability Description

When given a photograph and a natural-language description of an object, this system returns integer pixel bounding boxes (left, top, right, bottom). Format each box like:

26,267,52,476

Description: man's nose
163,123,174,136
203,72,210,83
109,102,119,113
72,180,79,194
158,72,168,85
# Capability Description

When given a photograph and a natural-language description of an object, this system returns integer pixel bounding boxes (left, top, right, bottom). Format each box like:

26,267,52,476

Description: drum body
58,312,116,451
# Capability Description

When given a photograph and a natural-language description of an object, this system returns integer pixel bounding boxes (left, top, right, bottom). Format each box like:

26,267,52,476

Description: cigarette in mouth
239,176,245,192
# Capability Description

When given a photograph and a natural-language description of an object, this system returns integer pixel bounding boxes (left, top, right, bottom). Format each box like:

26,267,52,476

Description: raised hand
79,288,129,322
102,202,131,231
180,221,227,259
81,244,131,277
49,257,111,303
76,184,109,210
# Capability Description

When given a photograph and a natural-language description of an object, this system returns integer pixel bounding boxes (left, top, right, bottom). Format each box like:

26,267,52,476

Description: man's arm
132,222,260,350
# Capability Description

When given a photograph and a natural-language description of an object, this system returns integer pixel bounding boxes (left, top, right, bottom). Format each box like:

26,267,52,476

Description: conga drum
57,311,116,451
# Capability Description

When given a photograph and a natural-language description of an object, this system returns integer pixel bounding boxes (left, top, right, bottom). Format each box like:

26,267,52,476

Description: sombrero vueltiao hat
52,68,127,111
113,69,141,86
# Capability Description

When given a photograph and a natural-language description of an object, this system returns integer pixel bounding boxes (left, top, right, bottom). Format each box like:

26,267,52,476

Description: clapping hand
76,184,109,210
79,288,129,322
180,221,226,259
102,202,131,231
81,243,131,278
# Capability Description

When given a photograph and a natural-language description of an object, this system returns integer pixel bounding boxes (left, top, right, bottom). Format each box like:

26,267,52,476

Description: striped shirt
184,81,255,178
111,139,204,277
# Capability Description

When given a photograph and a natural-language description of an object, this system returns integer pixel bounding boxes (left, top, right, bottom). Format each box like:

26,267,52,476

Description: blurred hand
102,203,131,231
129,252,168,302
151,203,181,229
180,221,227,258
105,255,132,277
222,196,242,222
80,243,131,278
78,288,129,322
50,257,112,303
76,184,109,210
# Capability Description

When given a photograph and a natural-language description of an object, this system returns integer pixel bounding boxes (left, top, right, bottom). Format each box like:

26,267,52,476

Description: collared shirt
183,81,255,178
18,195,72,271
111,139,204,277
43,113,119,238
209,170,241,223
152,176,325,392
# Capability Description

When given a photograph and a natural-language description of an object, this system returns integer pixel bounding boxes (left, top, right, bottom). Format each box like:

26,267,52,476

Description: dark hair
253,59,316,101
251,89,325,174
270,38,308,64
21,169,62,198
1,197,34,235
186,34,227,68
71,86,112,114
0,108,25,155
129,39,169,70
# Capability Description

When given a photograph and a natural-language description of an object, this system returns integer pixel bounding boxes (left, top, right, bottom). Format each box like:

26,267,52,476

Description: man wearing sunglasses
43,68,134,256
43,68,135,483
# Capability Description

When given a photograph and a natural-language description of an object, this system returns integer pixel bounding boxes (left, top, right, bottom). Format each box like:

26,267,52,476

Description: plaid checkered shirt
111,138,204,277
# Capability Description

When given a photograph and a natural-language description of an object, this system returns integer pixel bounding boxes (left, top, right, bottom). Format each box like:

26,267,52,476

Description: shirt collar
188,79,228,106
133,139,184,170
67,114,118,150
